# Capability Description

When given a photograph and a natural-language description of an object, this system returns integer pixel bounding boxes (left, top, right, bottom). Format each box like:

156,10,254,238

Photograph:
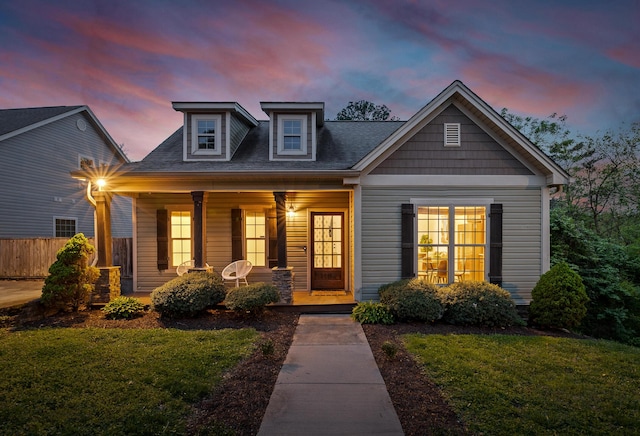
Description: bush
529,262,589,329
439,281,524,327
351,301,395,325
150,271,225,318
379,278,443,322
41,233,100,312
224,283,280,313
102,296,145,320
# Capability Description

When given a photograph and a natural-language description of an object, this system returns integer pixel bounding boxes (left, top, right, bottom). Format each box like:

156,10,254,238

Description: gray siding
372,105,533,175
0,112,131,238
360,186,542,305
229,113,250,158
134,191,350,292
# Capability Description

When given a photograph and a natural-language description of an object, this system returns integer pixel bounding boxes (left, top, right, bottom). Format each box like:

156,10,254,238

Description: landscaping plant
41,233,100,312
351,301,395,325
529,262,589,330
379,278,443,322
151,271,225,317
224,282,280,314
102,296,145,319
439,281,524,327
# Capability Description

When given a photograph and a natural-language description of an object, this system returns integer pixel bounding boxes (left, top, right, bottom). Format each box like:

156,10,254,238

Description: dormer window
191,114,222,155
278,115,307,155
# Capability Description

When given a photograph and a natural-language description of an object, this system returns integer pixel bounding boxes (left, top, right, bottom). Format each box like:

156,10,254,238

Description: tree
335,100,399,121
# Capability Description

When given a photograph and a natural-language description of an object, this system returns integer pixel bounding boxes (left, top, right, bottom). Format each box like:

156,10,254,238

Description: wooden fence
0,238,133,279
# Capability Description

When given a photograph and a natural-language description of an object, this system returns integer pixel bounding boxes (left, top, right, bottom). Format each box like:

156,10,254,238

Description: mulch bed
3,304,584,435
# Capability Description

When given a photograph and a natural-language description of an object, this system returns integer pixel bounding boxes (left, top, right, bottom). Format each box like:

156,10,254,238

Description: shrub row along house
74,81,569,305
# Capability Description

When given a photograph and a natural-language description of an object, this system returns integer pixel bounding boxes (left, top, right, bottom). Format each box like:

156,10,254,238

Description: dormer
172,102,258,161
260,102,324,161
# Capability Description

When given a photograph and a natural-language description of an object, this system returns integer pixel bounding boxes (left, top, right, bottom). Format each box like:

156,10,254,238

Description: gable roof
353,80,570,186
0,105,130,163
124,120,404,173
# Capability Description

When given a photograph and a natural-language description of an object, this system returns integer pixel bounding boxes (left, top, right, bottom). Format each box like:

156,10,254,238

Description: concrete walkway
0,279,43,309
258,314,404,436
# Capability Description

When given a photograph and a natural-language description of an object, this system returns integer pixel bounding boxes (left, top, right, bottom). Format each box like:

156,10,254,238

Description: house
78,81,569,305
0,105,131,239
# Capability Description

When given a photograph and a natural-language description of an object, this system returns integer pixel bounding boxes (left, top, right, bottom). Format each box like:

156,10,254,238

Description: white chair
176,259,211,276
222,260,252,287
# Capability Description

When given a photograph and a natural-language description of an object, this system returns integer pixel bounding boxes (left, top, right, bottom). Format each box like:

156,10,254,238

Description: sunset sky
1,0,638,161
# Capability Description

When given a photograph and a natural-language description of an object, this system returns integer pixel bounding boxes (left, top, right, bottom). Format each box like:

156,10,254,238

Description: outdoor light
287,204,295,218
96,178,107,190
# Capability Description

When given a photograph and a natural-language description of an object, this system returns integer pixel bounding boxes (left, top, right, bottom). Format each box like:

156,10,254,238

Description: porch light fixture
287,204,295,218
96,178,107,191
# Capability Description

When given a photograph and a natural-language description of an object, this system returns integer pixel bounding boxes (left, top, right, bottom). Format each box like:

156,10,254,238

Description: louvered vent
444,123,461,146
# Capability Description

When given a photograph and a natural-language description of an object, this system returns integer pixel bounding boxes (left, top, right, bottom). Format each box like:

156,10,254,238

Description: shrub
439,281,524,327
150,271,225,318
351,301,395,325
224,283,280,313
381,341,398,359
41,233,100,312
529,262,589,329
379,278,444,322
102,296,145,320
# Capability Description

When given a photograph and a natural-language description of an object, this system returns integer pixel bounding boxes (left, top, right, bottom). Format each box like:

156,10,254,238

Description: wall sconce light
287,204,295,218
95,178,107,191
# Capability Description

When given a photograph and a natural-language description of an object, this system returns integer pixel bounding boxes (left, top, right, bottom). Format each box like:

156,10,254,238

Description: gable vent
444,123,461,147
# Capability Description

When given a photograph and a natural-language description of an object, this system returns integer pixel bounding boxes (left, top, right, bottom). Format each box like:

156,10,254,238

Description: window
170,211,191,267
191,115,222,155
79,155,95,170
245,211,266,267
54,217,77,237
417,206,485,283
277,115,307,155
444,123,461,147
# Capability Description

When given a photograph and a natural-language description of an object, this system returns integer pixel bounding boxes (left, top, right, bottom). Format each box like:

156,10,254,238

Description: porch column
91,190,121,304
93,191,113,267
191,191,205,269
274,192,288,267
273,192,293,304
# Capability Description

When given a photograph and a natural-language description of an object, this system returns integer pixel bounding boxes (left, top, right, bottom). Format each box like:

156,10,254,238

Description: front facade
83,81,569,305
0,106,132,239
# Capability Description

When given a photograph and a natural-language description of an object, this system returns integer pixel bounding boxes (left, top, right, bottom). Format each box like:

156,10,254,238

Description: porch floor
129,291,356,308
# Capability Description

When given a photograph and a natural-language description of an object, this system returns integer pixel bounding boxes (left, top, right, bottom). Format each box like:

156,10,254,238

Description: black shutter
231,209,243,261
401,203,415,279
157,209,168,270
489,203,503,286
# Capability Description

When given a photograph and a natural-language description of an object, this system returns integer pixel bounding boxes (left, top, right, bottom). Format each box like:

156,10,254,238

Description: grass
0,327,258,435
404,334,640,435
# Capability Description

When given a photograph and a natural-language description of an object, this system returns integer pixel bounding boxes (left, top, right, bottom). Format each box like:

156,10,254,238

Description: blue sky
1,0,638,160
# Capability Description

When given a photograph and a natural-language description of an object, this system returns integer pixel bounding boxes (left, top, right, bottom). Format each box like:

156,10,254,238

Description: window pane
283,136,301,150
418,206,486,284
245,211,266,267
170,211,191,267
283,120,301,134
197,119,215,135
55,218,76,238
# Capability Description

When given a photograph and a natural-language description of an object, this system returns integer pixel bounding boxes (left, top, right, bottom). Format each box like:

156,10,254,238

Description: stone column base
272,267,294,304
91,266,121,304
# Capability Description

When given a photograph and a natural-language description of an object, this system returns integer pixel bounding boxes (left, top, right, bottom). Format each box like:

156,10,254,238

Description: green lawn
404,334,640,435
0,327,258,435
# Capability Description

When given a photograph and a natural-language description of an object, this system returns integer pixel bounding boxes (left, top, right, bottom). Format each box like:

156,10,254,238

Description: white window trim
277,114,307,155
243,208,268,268
444,123,461,147
167,206,193,268
191,114,222,155
53,216,77,237
411,198,492,284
